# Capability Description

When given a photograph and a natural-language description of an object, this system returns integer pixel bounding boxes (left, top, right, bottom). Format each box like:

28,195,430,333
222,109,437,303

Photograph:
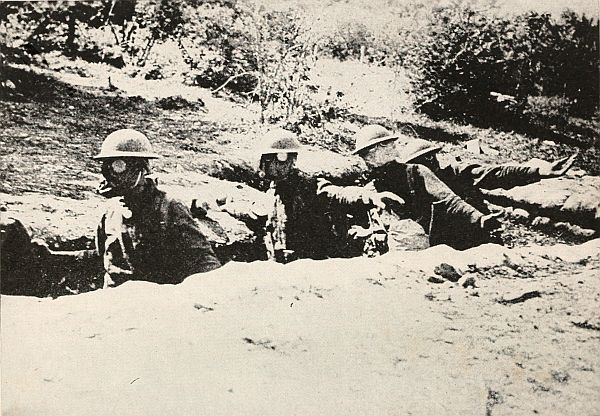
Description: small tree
245,8,318,124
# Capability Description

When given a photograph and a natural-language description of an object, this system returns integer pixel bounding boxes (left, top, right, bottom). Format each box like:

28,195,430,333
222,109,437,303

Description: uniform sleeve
413,165,490,249
169,201,222,276
316,178,372,205
96,213,107,257
454,163,541,190
416,165,483,224
316,178,382,258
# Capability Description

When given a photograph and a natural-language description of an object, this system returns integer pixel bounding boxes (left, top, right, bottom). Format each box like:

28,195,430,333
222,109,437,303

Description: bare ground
2,241,599,416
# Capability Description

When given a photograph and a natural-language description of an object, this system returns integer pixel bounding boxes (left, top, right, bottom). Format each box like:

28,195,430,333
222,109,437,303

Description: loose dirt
2,241,599,416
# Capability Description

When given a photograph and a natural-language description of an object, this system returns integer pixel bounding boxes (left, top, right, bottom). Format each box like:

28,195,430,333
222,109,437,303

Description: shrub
404,6,599,122
0,0,154,67
246,9,319,123
155,95,204,110
321,21,374,61
523,95,574,130
177,0,257,92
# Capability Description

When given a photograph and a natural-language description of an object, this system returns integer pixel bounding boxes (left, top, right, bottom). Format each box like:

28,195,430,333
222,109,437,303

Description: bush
177,0,257,92
155,95,204,110
0,0,156,67
143,64,165,80
321,21,374,61
523,96,574,130
404,6,599,122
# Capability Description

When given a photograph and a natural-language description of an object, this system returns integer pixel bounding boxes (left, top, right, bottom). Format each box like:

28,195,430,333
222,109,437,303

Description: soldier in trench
1,129,221,295
218,128,402,262
319,125,504,251
92,129,221,287
356,124,577,214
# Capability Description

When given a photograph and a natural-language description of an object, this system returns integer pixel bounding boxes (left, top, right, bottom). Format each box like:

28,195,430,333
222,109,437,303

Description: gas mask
97,159,145,198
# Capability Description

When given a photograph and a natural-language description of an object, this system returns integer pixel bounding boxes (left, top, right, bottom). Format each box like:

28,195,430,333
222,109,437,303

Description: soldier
358,125,577,213
397,137,577,213
219,128,398,262
345,124,501,250
94,129,221,287
1,130,221,295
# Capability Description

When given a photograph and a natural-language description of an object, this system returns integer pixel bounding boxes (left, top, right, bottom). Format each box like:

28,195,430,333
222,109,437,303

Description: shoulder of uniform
378,158,403,172
444,161,480,175
162,195,194,220
411,163,432,175
162,194,187,210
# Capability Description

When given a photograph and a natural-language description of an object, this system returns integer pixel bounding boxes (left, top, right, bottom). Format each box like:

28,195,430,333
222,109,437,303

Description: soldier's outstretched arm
536,151,578,178
455,163,541,190
215,192,271,221
455,151,578,190
316,178,404,209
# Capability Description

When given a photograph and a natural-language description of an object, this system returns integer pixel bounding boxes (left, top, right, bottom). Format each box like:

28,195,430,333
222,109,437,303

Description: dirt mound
2,240,599,415
484,175,600,230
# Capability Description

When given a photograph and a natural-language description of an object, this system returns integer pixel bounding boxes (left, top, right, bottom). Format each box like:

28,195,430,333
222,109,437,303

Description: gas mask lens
111,159,127,173
276,152,289,162
101,159,127,177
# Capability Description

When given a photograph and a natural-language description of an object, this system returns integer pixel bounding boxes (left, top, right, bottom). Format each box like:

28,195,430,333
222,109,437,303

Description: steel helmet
258,128,302,156
352,124,399,154
93,129,160,159
397,138,442,163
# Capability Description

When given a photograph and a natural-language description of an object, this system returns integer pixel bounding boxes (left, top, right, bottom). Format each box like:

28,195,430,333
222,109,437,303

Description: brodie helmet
93,129,160,160
397,139,442,163
352,124,398,155
258,128,302,156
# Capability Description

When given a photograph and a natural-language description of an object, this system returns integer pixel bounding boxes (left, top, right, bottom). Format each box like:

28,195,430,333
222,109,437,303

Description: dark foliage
405,7,599,122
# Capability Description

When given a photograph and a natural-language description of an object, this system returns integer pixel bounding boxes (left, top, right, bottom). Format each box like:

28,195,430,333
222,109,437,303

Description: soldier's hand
220,201,257,220
370,191,405,210
220,199,269,221
480,211,503,234
360,182,404,209
538,151,578,178
348,225,372,239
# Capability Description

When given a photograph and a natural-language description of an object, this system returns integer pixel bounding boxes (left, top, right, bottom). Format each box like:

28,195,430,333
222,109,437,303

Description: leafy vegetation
1,1,598,134
404,7,599,124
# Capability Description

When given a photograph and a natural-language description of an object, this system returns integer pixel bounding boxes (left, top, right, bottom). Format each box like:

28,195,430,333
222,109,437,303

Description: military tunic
97,180,221,286
321,161,493,250
262,175,364,262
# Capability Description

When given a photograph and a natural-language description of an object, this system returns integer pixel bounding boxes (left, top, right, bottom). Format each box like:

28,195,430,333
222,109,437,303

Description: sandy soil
2,241,599,416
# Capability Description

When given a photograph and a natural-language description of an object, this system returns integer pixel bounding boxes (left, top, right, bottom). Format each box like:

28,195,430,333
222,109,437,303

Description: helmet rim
352,124,400,155
93,129,160,160
92,151,160,160
352,133,398,154
397,139,442,163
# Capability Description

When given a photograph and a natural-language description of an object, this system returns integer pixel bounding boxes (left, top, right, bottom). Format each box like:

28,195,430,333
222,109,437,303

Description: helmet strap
132,171,143,188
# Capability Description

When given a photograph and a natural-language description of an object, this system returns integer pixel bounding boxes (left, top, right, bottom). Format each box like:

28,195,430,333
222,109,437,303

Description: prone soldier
326,125,503,250
358,125,577,213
